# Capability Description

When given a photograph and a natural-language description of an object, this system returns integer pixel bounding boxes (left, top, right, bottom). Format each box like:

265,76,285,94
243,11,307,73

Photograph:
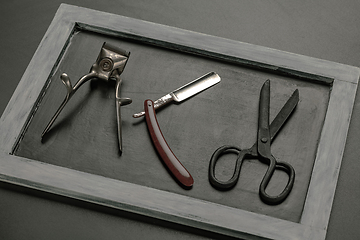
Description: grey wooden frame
0,4,359,239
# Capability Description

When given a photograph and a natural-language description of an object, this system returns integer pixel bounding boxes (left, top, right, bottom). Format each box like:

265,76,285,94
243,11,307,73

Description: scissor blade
257,80,272,157
269,88,299,141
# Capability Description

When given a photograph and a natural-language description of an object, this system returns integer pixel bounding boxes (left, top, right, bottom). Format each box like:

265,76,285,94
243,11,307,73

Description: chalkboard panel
14,29,330,223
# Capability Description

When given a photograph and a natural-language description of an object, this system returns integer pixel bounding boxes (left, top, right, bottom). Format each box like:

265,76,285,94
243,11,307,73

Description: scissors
208,80,299,205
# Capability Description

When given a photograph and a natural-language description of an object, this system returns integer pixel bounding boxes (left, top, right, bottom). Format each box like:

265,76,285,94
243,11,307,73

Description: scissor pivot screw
261,137,268,143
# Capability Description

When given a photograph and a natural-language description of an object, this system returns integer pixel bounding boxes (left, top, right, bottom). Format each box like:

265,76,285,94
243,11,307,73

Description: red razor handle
144,99,194,188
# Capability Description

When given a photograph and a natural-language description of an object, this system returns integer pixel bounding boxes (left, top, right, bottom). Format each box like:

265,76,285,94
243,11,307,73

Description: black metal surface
209,80,298,205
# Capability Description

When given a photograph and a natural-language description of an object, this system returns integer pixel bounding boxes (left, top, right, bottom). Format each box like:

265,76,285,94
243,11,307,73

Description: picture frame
0,4,359,239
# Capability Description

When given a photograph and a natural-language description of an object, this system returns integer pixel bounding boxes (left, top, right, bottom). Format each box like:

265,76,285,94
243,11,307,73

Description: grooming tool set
43,42,299,204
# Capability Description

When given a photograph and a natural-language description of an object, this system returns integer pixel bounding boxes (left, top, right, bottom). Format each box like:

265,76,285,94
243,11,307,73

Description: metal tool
133,72,221,118
208,80,298,205
142,72,221,188
41,42,132,155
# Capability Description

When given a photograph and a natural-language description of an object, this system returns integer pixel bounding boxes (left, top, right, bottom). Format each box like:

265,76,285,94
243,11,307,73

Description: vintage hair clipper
42,42,132,155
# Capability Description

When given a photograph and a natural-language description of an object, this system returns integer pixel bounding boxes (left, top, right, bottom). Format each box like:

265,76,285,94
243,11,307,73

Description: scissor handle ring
208,145,246,190
259,156,295,205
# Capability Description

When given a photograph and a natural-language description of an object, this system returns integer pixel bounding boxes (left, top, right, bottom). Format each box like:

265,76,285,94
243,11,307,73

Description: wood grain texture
0,152,324,240
0,4,359,240
301,79,358,230
0,6,75,152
